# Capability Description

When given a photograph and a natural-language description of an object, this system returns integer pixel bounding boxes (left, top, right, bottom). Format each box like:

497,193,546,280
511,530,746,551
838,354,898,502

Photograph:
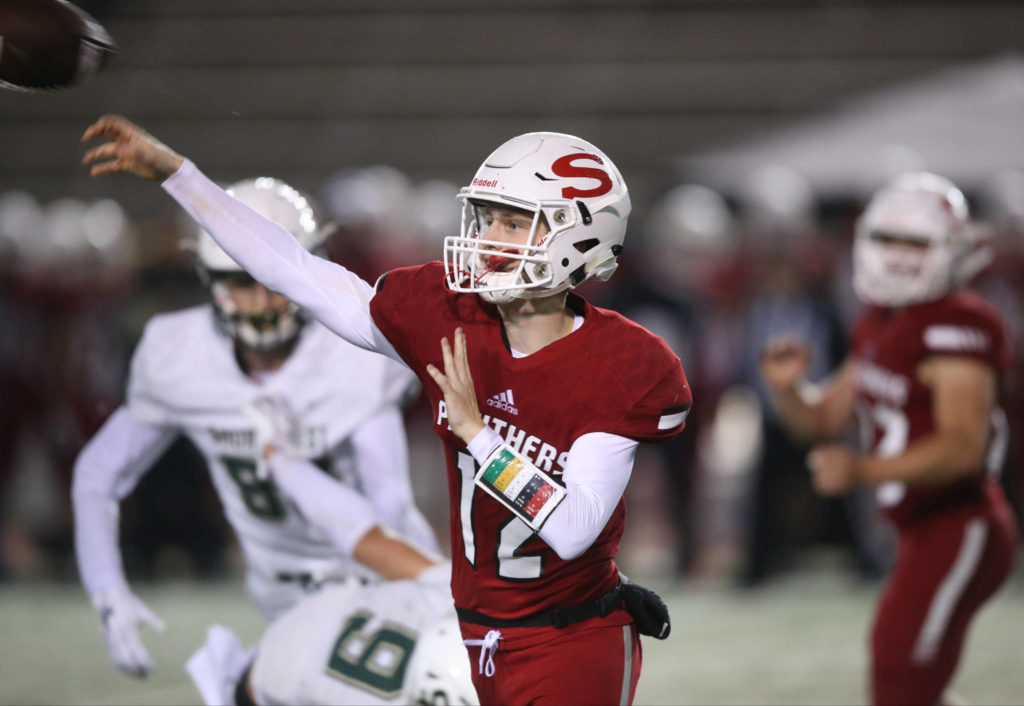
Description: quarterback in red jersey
81,116,690,705
761,172,1017,706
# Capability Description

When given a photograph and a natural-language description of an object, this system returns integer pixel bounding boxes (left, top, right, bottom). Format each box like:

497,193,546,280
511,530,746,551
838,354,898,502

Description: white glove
243,395,303,469
93,586,166,678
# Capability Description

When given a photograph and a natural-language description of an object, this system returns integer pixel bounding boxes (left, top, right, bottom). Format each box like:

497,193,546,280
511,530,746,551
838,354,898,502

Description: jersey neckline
490,293,591,370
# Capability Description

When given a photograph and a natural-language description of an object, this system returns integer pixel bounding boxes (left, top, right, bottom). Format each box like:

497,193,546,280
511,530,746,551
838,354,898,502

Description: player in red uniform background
80,115,690,705
760,172,1017,706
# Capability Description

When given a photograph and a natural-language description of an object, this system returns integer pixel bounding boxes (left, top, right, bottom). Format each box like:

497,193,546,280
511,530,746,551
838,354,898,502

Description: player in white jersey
72,177,437,679
185,398,476,706
237,571,475,706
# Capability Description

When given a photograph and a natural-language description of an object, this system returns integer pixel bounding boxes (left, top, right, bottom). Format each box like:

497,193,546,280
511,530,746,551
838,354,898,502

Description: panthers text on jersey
852,290,1013,527
370,262,691,621
127,305,419,608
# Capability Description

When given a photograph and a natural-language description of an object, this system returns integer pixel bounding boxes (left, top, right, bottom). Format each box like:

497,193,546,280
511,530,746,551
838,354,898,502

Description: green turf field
1,569,1021,705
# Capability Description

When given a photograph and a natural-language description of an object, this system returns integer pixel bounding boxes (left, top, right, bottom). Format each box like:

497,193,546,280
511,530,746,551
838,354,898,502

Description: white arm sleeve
467,427,638,560
161,160,402,364
349,407,440,553
72,407,178,597
267,454,378,558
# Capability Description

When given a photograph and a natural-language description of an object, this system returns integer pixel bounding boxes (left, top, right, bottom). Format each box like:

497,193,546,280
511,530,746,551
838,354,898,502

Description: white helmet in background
196,177,324,351
853,171,986,307
648,184,733,255
645,184,736,299
30,197,137,285
403,617,477,706
446,132,631,304
0,191,43,258
738,164,815,237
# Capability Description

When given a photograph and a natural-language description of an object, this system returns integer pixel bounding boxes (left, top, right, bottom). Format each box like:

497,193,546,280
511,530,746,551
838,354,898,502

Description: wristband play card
474,445,566,531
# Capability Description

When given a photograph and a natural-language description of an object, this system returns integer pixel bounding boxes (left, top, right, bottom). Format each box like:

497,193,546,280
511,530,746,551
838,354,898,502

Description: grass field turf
1,568,1021,705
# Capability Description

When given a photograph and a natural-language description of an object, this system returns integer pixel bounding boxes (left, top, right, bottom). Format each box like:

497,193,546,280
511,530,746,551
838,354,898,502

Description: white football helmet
738,165,815,233
648,184,732,255
645,184,736,299
853,172,987,307
196,177,324,351
446,132,631,304
403,617,478,706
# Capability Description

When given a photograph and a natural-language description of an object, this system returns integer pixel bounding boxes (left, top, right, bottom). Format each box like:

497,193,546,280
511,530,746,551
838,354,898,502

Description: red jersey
370,262,691,619
852,290,1013,528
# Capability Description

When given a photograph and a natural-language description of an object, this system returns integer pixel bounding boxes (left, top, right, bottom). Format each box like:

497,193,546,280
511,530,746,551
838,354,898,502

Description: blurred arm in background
760,339,858,442
71,406,177,678
349,405,439,554
82,115,399,363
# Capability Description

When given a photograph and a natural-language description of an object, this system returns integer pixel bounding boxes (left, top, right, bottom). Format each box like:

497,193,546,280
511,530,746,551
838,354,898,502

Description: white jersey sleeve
467,426,637,560
72,406,178,597
266,453,378,558
161,160,401,364
349,406,439,553
126,313,183,427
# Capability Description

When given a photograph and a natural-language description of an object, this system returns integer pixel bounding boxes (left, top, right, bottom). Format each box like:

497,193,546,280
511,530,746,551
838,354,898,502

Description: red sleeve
616,362,692,442
920,300,1012,371
369,266,417,365
369,262,447,370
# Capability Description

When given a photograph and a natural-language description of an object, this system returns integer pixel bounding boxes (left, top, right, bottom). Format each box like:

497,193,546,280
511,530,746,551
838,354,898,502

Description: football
0,0,116,91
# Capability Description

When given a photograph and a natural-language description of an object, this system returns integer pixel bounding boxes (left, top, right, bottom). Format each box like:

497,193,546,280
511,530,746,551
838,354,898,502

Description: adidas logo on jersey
485,389,518,415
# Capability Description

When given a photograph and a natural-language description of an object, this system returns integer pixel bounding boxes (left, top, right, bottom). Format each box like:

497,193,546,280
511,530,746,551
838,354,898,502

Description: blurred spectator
0,194,140,577
320,165,417,280
0,191,44,578
0,192,229,581
589,182,744,577
732,166,891,587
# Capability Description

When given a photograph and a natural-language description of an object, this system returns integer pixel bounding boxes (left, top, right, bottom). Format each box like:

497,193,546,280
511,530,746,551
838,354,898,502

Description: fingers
440,335,454,378
123,629,155,677
81,113,135,143
454,327,474,387
105,616,154,678
81,141,120,166
81,115,147,179
427,330,473,395
137,603,166,633
121,632,155,678
88,161,124,178
427,336,457,393
439,332,469,390
425,362,450,393
106,595,163,677
805,445,854,496
81,134,128,178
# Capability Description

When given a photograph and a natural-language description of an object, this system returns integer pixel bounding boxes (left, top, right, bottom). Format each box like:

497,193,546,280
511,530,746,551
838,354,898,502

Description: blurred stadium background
1,1,1023,704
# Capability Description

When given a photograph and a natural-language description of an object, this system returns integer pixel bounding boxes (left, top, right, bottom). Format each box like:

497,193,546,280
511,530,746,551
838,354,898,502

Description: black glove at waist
618,572,671,639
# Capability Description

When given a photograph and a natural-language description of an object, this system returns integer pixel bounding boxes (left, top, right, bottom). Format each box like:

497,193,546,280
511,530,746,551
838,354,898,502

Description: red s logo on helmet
551,153,614,199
